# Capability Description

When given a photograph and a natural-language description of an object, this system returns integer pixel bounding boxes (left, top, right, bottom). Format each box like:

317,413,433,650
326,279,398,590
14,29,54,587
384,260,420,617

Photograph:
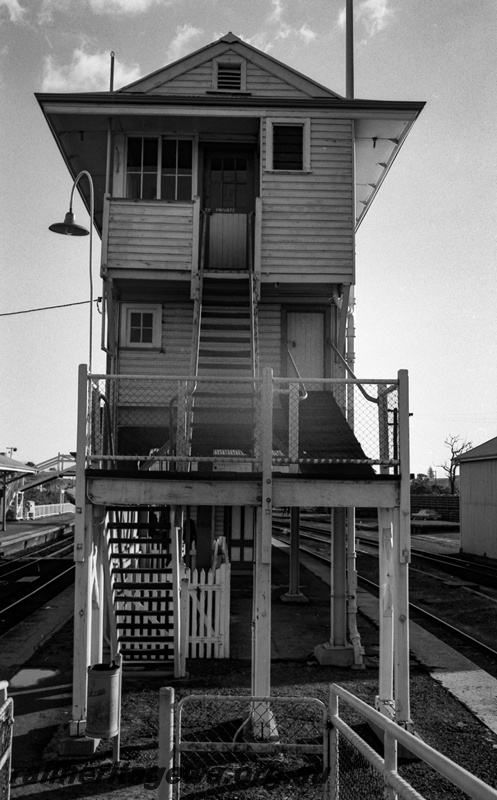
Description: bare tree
437,435,472,494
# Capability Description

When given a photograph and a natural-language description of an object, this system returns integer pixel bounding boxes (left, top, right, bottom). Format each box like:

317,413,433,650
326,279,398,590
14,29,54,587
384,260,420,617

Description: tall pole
346,0,354,99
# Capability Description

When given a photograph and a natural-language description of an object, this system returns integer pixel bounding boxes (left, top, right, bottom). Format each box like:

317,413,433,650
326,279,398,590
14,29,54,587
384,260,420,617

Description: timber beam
86,474,399,509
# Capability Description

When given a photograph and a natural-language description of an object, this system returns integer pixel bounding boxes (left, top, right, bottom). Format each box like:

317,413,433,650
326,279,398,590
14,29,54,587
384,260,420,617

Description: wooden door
203,148,255,270
286,311,325,387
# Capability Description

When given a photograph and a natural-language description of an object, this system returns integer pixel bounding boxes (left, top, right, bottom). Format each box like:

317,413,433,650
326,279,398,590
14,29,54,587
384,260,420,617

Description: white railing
330,684,497,800
84,368,406,474
27,503,75,520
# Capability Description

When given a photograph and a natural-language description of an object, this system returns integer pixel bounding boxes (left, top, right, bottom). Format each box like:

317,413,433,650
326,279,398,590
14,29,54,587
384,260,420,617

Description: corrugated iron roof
0,455,36,474
457,436,497,463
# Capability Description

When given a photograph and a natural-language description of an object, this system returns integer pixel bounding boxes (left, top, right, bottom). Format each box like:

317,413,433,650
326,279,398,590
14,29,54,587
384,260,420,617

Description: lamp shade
49,211,89,236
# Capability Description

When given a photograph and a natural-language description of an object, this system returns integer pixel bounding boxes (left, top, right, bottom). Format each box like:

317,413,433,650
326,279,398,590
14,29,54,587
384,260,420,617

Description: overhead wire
0,299,100,317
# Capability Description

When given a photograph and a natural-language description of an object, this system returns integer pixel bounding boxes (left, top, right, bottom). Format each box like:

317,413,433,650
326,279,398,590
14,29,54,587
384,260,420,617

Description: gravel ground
7,541,497,800
9,652,497,800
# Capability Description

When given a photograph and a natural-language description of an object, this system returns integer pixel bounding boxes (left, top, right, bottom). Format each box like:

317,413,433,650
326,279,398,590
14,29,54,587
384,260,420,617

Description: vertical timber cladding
261,114,354,284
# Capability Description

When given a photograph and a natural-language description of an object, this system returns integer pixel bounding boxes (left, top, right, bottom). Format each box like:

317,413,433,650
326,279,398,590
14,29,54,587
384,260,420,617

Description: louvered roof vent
217,62,242,91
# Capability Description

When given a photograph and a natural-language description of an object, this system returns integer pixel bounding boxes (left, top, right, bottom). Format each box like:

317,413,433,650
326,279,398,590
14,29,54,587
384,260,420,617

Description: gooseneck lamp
49,170,94,371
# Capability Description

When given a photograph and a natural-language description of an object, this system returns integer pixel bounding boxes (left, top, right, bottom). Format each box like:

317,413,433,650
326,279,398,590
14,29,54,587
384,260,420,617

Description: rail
285,344,308,400
82,368,406,475
330,683,497,800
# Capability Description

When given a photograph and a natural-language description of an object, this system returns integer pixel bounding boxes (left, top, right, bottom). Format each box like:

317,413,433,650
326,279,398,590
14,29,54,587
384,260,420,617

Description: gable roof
457,437,497,463
119,32,341,100
36,32,424,234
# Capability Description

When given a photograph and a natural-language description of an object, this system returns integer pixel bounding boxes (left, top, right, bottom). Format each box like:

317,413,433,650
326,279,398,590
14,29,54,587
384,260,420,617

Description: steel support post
314,508,354,665
332,507,347,646
281,506,308,603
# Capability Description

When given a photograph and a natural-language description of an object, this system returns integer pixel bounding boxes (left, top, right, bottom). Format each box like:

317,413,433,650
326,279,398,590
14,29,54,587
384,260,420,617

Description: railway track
272,519,497,675
0,536,74,635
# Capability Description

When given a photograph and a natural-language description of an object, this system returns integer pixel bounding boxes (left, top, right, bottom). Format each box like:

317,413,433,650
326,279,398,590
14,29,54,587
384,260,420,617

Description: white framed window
120,304,161,349
266,119,311,172
125,137,194,200
212,57,246,92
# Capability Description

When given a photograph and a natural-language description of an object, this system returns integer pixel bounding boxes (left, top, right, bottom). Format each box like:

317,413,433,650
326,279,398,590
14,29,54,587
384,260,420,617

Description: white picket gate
181,556,231,661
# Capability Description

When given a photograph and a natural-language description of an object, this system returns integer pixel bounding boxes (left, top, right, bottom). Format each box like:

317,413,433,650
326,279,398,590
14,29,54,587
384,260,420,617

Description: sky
1,0,496,476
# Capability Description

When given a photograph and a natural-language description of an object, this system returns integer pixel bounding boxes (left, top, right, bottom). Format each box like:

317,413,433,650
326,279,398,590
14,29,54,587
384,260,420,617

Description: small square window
129,312,154,344
121,305,161,349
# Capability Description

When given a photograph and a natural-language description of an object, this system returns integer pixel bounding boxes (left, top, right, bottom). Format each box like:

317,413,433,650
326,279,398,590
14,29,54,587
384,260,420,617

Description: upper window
121,304,161,349
126,137,193,200
212,58,246,92
266,119,310,172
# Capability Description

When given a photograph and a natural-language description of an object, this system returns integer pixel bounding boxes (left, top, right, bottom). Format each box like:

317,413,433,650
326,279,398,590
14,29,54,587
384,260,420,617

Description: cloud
337,0,394,37
358,0,394,35
299,24,317,45
241,31,274,53
165,24,204,64
88,0,167,13
0,0,26,23
269,0,284,23
41,47,142,91
244,0,317,53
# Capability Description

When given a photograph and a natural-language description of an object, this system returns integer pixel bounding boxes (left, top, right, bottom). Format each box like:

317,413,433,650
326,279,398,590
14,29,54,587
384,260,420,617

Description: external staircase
189,276,258,460
105,506,178,667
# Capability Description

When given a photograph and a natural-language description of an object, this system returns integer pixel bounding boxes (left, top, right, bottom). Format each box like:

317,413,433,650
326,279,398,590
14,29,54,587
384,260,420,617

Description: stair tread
118,635,173,642
114,582,173,590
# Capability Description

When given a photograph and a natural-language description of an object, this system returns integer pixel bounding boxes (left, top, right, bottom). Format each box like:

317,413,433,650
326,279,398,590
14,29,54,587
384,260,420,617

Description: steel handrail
330,341,379,404
285,345,308,400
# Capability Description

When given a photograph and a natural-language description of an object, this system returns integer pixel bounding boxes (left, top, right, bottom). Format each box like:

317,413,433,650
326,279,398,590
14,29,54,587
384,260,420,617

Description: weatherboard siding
260,116,354,283
119,303,194,379
107,200,194,273
147,54,308,98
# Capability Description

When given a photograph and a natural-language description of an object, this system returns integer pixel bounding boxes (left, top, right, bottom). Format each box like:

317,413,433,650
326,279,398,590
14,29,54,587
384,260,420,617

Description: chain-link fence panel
175,693,330,799
87,376,262,470
273,379,399,473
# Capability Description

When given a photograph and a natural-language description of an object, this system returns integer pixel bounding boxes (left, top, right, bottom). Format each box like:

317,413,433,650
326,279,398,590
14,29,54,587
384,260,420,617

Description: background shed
458,437,497,560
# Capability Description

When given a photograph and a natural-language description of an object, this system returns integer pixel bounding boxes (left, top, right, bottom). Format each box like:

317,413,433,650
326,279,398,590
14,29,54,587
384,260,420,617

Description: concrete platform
0,514,74,555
